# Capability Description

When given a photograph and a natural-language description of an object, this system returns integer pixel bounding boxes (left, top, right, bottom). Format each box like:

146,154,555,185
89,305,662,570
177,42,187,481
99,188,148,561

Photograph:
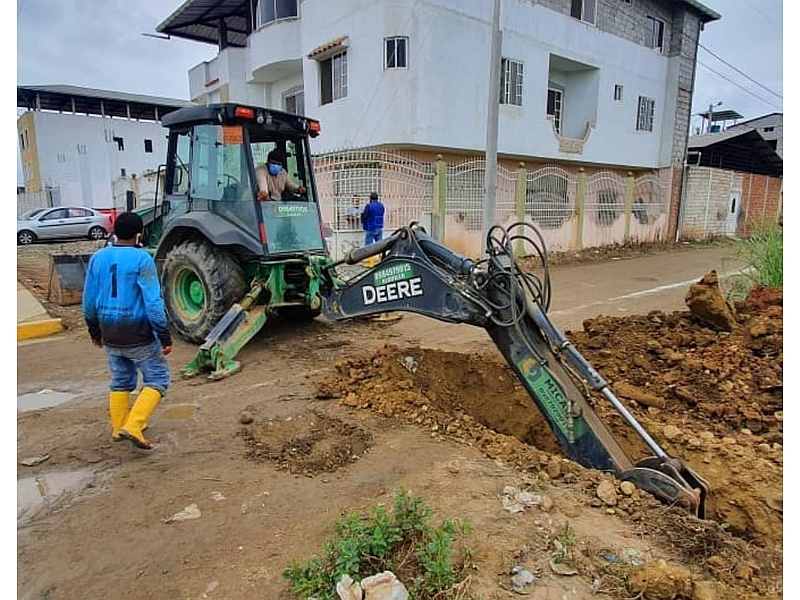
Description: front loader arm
322,223,708,517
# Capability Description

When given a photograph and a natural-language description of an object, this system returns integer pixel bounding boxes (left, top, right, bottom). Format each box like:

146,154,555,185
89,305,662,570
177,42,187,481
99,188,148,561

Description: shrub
283,488,474,600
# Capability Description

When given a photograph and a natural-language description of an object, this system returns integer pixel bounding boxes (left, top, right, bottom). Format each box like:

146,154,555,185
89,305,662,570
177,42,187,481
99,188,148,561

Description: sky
13,0,784,172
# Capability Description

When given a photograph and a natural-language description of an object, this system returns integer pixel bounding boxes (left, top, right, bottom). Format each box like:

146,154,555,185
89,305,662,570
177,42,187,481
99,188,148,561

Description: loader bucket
47,253,93,306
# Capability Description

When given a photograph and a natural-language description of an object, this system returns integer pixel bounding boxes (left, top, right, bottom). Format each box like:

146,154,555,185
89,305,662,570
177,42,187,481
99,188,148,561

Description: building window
645,16,665,51
121,168,127,178
614,84,624,102
19,133,25,150
144,139,153,153
500,58,524,106
113,136,124,151
571,0,596,24
547,88,563,134
255,0,298,28
321,51,347,105
283,87,305,115
636,96,655,132
763,126,775,132
385,37,408,69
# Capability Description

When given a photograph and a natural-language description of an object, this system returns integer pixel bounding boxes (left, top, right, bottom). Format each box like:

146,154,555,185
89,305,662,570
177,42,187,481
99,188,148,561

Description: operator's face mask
268,163,282,176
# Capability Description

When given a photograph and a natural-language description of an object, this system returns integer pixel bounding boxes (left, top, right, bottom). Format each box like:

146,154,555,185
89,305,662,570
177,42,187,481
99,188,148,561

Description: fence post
515,162,527,256
624,171,634,242
432,154,447,241
575,168,587,251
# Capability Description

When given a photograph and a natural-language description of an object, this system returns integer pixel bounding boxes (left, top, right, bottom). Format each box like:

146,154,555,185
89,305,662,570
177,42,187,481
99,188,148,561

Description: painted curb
17,319,65,341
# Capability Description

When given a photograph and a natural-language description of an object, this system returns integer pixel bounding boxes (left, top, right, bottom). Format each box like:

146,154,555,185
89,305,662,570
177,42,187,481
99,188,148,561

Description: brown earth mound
310,279,782,598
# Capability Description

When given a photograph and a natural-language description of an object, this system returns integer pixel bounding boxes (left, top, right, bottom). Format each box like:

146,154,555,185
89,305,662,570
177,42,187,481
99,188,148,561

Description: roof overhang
156,0,721,48
688,128,782,177
17,85,194,120
156,0,251,48
678,0,721,23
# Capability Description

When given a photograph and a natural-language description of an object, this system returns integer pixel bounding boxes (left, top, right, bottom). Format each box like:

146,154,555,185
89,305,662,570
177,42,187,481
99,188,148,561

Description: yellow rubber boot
109,391,131,442
119,387,162,450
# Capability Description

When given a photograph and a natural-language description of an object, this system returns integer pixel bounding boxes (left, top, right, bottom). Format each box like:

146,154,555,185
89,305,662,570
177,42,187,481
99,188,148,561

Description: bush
282,488,474,600
725,225,782,303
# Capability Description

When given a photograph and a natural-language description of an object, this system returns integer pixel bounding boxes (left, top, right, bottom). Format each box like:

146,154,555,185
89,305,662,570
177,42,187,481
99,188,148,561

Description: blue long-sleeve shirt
361,199,385,231
82,245,172,348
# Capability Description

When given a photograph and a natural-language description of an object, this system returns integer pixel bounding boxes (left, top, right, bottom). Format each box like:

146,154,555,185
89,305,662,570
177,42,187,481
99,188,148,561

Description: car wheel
88,226,107,240
160,240,248,344
18,230,36,245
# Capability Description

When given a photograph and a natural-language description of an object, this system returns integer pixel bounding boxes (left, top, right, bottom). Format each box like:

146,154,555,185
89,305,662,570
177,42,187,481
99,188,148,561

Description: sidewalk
17,281,64,341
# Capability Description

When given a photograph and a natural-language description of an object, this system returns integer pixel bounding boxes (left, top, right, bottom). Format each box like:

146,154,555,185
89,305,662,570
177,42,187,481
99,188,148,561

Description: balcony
248,18,303,83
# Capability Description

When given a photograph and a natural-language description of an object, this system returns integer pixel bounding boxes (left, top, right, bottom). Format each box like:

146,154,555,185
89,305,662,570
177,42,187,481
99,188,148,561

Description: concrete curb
18,318,65,341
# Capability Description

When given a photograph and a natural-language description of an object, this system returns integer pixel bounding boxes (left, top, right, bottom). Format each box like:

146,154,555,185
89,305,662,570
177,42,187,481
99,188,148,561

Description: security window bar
500,58,524,106
614,84,623,102
385,37,408,69
321,51,348,105
255,0,298,28
636,96,655,132
645,16,665,52
547,88,563,134
571,0,596,24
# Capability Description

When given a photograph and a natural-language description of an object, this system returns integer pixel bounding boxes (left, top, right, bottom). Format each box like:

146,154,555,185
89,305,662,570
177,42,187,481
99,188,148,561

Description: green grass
725,224,782,303
282,488,475,600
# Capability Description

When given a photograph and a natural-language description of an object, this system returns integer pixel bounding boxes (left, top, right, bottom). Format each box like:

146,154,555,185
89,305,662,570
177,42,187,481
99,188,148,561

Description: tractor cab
150,103,326,260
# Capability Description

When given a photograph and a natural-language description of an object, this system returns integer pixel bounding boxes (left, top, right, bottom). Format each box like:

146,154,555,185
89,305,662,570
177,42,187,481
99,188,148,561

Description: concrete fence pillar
624,171,634,242
431,154,447,241
515,162,527,256
575,168,587,251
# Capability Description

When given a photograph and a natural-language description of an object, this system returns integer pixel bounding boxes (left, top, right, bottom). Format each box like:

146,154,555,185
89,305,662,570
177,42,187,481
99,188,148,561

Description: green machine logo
274,204,309,217
363,262,423,305
518,358,587,440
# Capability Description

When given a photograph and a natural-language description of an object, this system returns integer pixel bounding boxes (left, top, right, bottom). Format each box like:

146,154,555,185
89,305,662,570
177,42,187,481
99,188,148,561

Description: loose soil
17,240,782,600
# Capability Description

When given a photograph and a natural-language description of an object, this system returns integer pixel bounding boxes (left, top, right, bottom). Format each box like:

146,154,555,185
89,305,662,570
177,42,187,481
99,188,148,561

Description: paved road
383,245,747,352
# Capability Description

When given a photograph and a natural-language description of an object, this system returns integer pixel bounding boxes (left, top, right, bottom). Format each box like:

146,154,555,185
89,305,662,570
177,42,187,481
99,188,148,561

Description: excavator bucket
47,253,93,306
621,457,710,518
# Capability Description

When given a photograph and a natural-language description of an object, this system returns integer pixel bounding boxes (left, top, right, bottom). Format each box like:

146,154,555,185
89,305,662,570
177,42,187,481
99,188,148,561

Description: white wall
31,111,169,208
187,0,676,167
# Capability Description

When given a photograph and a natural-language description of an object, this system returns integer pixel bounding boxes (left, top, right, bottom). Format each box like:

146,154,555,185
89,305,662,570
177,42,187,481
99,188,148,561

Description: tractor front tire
161,240,248,344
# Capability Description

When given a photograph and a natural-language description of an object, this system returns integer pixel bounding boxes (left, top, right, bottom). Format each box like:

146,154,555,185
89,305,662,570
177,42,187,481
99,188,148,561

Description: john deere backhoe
141,102,708,517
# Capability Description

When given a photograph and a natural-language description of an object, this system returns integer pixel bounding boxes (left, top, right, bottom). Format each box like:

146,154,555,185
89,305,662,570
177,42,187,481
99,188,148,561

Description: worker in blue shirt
82,211,172,450
361,191,386,245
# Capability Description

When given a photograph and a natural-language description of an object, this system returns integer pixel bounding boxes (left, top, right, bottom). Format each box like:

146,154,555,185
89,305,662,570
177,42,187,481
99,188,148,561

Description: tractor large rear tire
161,240,248,344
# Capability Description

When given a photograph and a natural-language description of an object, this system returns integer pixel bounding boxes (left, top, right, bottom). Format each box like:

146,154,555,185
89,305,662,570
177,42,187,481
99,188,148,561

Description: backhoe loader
139,102,709,518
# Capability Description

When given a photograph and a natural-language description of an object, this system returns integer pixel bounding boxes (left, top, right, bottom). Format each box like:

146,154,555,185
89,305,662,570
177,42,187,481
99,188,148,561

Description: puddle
18,389,78,413
18,469,94,526
161,404,198,420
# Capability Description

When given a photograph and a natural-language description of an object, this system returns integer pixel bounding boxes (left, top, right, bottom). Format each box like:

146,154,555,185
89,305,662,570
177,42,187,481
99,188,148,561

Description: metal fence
314,150,672,260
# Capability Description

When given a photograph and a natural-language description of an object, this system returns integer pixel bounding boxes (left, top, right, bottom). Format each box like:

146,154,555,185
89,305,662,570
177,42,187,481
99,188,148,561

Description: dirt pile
314,278,782,598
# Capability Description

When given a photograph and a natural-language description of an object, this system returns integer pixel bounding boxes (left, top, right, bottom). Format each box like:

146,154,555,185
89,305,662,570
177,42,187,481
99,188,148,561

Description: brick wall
740,173,782,235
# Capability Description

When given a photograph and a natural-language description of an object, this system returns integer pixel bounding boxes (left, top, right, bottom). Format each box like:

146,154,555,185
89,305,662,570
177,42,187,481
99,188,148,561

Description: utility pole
482,0,502,255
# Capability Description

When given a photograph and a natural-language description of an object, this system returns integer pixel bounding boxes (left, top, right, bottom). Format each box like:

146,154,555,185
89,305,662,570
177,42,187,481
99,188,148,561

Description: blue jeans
365,229,383,245
105,340,171,396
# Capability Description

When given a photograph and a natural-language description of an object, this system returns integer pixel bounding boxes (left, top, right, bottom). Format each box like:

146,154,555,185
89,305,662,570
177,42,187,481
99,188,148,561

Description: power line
699,43,782,100
742,0,781,28
696,59,782,112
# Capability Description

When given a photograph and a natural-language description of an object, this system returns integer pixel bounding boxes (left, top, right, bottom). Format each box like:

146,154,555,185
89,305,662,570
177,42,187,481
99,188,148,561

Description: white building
155,0,722,254
17,85,195,209
158,1,718,166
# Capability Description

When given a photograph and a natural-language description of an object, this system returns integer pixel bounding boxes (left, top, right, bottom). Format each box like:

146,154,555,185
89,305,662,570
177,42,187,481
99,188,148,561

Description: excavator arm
321,222,709,517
